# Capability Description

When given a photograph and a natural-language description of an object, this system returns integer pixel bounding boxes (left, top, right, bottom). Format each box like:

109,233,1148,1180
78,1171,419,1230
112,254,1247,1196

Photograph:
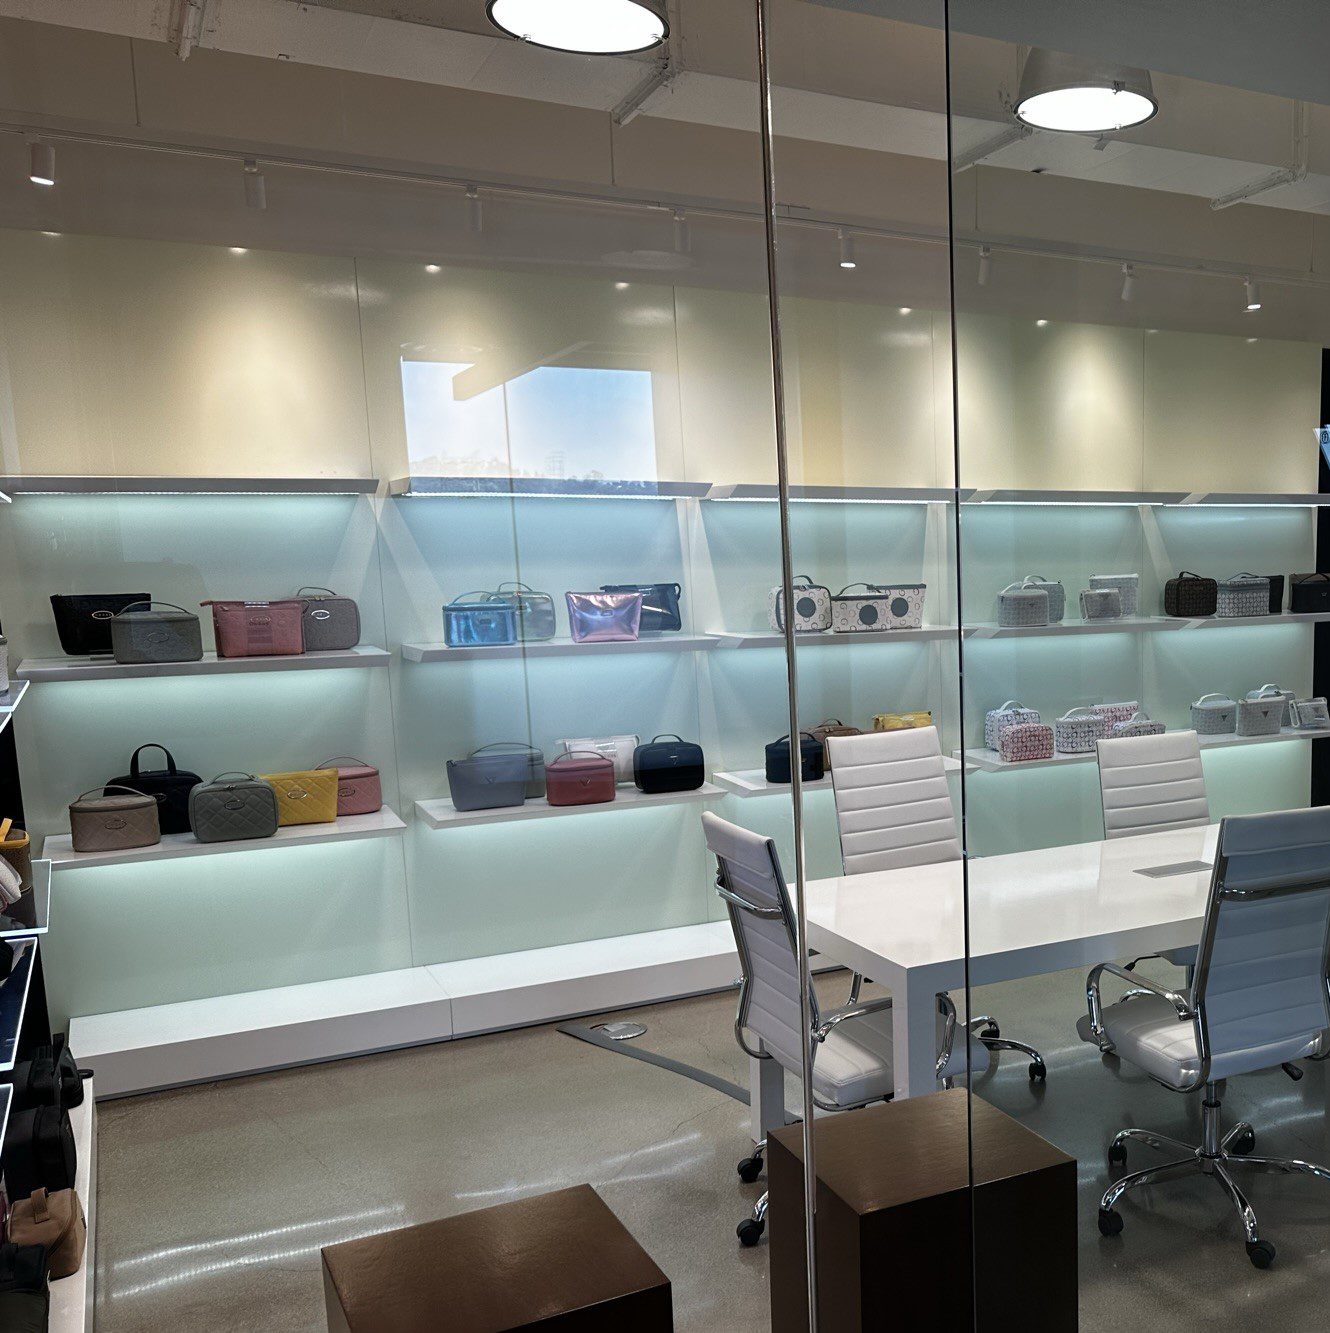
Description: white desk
756,825,1219,1127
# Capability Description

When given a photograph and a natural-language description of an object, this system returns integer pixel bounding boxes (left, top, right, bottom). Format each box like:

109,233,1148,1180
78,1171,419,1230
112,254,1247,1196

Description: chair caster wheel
1231,1128,1256,1155
1246,1239,1275,1269
737,1155,764,1183
1028,1060,1047,1082
737,1218,765,1247
1108,1141,1127,1167
1098,1208,1123,1238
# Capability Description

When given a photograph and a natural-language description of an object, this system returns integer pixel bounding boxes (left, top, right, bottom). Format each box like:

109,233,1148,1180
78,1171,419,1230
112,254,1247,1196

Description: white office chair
1095,729,1209,970
702,810,987,1246
1083,806,1330,1268
826,727,1046,1081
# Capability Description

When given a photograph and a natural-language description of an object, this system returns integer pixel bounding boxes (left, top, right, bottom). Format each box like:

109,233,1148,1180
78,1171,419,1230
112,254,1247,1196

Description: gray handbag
1190,692,1237,735
1021,575,1064,623
1245,683,1295,728
466,743,545,799
110,602,204,664
1236,696,1283,738
1079,588,1122,620
1054,707,1104,754
295,587,361,652
188,773,280,844
1089,573,1139,618
997,583,1049,627
1216,573,1270,619
1293,697,1330,730
68,785,161,853
446,750,529,811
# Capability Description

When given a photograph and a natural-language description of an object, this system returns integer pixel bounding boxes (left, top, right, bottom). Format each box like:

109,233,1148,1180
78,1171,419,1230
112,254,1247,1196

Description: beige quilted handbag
68,785,161,853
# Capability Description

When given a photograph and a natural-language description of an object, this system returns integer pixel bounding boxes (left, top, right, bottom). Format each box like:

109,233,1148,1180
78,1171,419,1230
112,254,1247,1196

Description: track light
243,159,267,210
466,186,483,234
1120,263,1136,302
28,142,54,187
1244,277,1261,311
1014,49,1158,133
672,209,690,256
487,0,667,55
978,245,992,286
838,229,857,270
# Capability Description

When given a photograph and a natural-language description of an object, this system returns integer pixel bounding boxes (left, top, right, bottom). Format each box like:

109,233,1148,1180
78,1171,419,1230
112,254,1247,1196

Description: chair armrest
813,994,894,1043
936,993,957,1078
1086,960,1193,1050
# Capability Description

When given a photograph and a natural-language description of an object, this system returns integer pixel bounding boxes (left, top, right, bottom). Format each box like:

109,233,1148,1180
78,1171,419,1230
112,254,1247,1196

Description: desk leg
751,1047,788,1144
893,974,939,1100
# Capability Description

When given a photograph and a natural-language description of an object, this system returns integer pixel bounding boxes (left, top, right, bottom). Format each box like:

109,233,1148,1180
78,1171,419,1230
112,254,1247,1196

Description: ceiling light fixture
487,0,667,55
466,186,483,234
672,209,690,256
1244,277,1262,311
1036,319,1049,327
425,264,441,274
1120,263,1136,301
977,245,992,286
1014,49,1158,134
838,229,856,270
28,142,54,187
243,159,267,211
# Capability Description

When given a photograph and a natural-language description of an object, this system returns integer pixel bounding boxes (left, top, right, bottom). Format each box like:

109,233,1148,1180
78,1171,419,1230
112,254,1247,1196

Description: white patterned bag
1245,683,1295,728
997,583,1049,628
999,722,1054,763
830,584,913,633
1054,707,1105,754
984,700,1040,750
1236,696,1283,737
1111,710,1165,738
1216,573,1270,618
1092,701,1140,730
767,575,831,633
1292,698,1330,731
1190,693,1237,735
1021,575,1065,623
866,583,926,630
1079,588,1122,620
1089,573,1139,617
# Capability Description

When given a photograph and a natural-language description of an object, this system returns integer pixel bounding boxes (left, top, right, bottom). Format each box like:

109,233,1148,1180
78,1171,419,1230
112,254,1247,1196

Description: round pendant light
1014,49,1157,134
487,0,668,55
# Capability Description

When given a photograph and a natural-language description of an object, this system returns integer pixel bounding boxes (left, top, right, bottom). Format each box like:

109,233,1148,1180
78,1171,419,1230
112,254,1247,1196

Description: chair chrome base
1099,1084,1330,1268
970,1017,1047,1081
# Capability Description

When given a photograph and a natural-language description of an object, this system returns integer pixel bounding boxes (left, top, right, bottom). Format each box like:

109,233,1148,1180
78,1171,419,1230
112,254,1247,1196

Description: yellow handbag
873,710,934,732
259,769,339,826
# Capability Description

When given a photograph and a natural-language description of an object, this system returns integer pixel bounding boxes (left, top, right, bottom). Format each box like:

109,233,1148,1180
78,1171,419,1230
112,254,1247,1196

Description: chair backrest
825,727,961,875
702,811,816,1074
1096,730,1210,840
1193,808,1330,1078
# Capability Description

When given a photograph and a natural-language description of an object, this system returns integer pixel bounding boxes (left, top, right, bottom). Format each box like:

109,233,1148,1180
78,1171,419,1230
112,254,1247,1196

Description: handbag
1164,571,1217,618
0,633,10,694
465,743,545,799
0,1243,47,1333
808,719,862,762
110,601,204,664
316,756,383,816
203,599,306,657
1262,574,1285,615
1190,692,1238,735
999,722,1054,763
1079,588,1122,620
50,592,151,656
0,858,21,910
545,751,616,806
446,751,529,812
1216,573,1270,618
865,583,927,630
68,785,161,853
830,584,899,633
600,583,683,634
996,583,1049,628
1088,573,1139,618
872,711,933,731
633,735,705,794
1091,701,1140,730
1054,707,1105,754
188,773,280,843
106,743,202,837
1246,684,1296,727
9,1188,86,1281
1111,711,1165,738
259,769,338,826
10,1036,90,1113
443,592,517,648
557,735,639,784
1021,575,1065,623
1237,696,1283,737
295,587,361,652
0,819,32,891
4,1104,76,1200
1290,574,1330,613
768,575,832,633
984,701,1039,750
494,582,557,642
565,591,642,643
764,733,825,784
1292,698,1330,731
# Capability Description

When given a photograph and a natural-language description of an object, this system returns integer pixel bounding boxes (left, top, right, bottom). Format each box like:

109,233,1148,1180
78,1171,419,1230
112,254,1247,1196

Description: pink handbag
565,591,642,644
545,751,616,806
203,600,305,658
999,722,1055,763
317,756,382,816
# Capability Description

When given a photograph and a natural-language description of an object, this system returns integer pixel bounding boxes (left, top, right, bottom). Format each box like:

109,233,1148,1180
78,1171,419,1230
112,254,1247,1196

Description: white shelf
18,645,390,682
416,783,724,829
963,488,1330,508
711,626,957,649
964,612,1330,639
48,1082,95,1333
391,475,709,500
402,635,717,662
0,474,376,496
714,757,962,798
0,679,28,734
704,483,956,504
1181,612,1330,630
44,807,406,870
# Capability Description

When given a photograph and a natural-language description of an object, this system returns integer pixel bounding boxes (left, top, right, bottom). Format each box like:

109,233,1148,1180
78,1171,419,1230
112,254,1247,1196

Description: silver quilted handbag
1216,573,1270,618
1245,683,1295,727
997,583,1049,627
1092,701,1140,729
984,700,1039,750
1236,696,1283,738
1292,697,1330,731
1111,710,1165,738
188,773,280,843
1020,575,1064,623
1089,573,1139,617
1079,588,1121,620
1190,692,1237,735
1054,707,1104,754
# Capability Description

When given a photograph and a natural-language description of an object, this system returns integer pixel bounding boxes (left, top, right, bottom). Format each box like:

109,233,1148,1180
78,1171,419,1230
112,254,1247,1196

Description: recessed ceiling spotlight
229,247,248,255
1014,49,1157,134
1120,263,1136,302
1244,277,1262,311
614,281,630,290
28,142,54,187
899,307,912,315
1036,319,1049,327
1247,337,1259,344
425,264,441,274
977,245,992,286
487,0,667,55
837,229,857,270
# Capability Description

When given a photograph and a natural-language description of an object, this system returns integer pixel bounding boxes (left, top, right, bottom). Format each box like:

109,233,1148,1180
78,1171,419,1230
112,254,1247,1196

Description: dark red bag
544,751,615,807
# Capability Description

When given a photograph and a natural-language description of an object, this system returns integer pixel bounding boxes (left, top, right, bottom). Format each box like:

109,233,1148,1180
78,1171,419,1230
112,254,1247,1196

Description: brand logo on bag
289,787,307,799
339,785,354,797
91,610,113,620
248,616,272,625
104,817,126,829
312,609,332,621
224,798,245,810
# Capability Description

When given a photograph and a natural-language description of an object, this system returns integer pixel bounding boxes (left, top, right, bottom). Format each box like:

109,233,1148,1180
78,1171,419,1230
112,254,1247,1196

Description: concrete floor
92,964,1330,1331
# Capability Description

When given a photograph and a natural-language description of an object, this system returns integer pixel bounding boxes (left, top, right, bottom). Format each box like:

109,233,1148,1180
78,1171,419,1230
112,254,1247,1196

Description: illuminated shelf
965,612,1330,639
711,626,956,649
704,483,957,504
18,646,390,683
416,784,724,829
0,475,376,496
963,488,1330,507
402,635,717,662
0,680,29,733
43,808,406,870
0,939,37,1072
713,757,962,798
390,476,709,499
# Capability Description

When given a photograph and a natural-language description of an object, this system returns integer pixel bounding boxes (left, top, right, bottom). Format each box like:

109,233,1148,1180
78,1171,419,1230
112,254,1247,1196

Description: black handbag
633,735,705,794
1163,571,1217,618
0,1244,48,1333
4,1104,76,1200
106,744,202,837
1290,573,1330,613
50,592,151,656
10,1036,91,1113
1261,574,1285,615
764,732,825,784
599,583,682,633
